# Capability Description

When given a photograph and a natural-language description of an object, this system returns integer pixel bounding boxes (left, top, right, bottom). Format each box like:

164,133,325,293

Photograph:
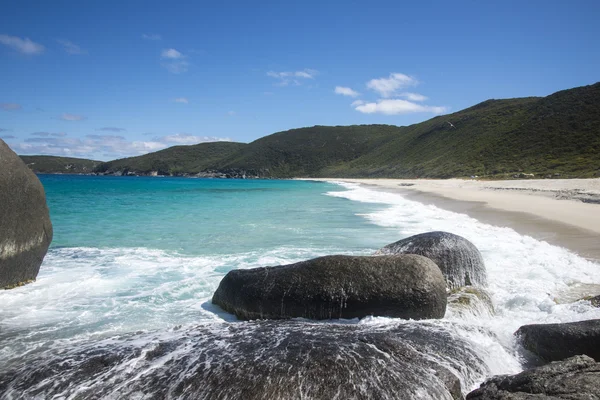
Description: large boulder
212,254,447,320
0,320,488,399
0,140,53,289
467,355,600,399
375,231,487,289
515,319,600,362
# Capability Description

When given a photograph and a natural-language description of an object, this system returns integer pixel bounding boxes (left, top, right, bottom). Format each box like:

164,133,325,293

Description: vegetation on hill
95,142,247,175
215,125,401,177
20,156,101,174
17,83,600,179
328,83,600,178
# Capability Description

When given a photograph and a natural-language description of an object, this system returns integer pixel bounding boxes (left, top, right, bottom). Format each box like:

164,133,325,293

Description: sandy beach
304,178,600,261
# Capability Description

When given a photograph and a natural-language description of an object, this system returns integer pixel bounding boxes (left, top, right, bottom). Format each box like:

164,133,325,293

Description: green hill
215,82,599,179
95,141,248,175
327,83,600,178
215,124,401,177
17,82,600,179
20,156,101,174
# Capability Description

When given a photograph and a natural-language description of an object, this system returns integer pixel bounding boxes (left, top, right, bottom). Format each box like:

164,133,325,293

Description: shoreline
303,178,600,262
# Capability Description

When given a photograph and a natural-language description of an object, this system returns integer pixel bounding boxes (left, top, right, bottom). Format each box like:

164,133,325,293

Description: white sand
305,178,600,235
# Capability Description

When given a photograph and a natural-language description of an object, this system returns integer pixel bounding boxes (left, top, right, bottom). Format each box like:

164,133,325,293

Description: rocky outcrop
515,319,600,362
0,320,487,399
589,295,600,308
0,140,53,289
466,355,600,399
375,231,487,289
212,254,447,321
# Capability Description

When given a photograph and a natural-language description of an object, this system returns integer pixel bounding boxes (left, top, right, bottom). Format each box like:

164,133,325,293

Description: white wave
0,245,365,340
326,181,600,379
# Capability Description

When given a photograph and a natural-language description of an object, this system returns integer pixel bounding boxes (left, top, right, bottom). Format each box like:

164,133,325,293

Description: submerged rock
515,319,600,362
448,287,495,318
212,254,447,321
466,355,600,399
0,320,488,400
375,231,487,289
0,140,53,289
588,295,600,308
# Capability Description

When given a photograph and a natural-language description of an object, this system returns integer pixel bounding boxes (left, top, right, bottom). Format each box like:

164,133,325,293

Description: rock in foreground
0,321,488,400
0,140,53,289
515,319,600,362
212,254,447,320
467,355,600,399
375,231,487,289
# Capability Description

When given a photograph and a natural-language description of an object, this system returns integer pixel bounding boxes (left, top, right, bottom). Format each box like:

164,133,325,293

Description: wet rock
212,254,447,321
515,319,600,362
587,295,600,308
0,320,487,400
466,355,600,399
0,140,53,289
375,231,487,289
448,287,495,317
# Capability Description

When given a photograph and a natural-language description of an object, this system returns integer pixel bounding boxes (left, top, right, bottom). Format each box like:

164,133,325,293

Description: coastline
302,178,600,262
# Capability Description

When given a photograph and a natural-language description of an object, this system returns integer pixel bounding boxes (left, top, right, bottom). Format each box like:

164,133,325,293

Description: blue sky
1,0,598,160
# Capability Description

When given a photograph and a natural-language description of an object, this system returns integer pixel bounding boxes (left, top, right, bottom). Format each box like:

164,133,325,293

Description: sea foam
327,182,600,373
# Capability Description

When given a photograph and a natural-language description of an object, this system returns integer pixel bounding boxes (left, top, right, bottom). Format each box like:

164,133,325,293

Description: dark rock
375,231,487,289
212,254,447,321
466,355,600,399
516,319,600,362
0,140,53,289
0,320,488,399
590,295,600,308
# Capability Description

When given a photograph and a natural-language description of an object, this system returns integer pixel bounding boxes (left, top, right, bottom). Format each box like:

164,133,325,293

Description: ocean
1,175,599,398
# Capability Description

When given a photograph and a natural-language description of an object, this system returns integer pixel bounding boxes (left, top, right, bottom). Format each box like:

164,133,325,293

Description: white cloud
0,34,44,55
366,73,418,98
56,39,87,55
267,69,318,86
160,49,189,74
142,33,162,41
172,97,189,104
97,127,126,132
11,133,231,159
155,134,231,145
163,60,189,74
399,92,428,102
61,113,86,121
335,86,359,97
354,99,447,115
1,103,22,111
31,132,66,137
350,100,364,107
161,48,183,59
1,135,16,139
227,111,236,116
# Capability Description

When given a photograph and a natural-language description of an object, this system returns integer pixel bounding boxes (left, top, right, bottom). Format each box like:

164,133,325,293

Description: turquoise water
44,175,394,254
2,175,600,397
1,176,400,345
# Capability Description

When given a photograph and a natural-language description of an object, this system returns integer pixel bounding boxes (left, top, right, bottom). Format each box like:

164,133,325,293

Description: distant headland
19,82,600,180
